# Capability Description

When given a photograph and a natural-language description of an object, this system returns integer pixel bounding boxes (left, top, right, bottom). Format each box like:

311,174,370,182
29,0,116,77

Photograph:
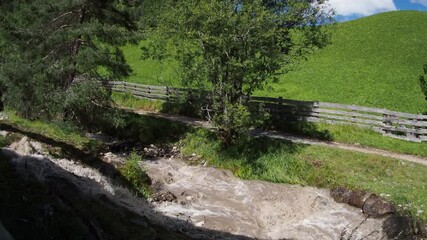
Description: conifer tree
0,0,138,122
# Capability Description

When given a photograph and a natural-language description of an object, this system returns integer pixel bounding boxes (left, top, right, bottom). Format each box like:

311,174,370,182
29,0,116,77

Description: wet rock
29,141,44,154
143,144,166,159
150,191,177,203
0,130,8,137
10,137,34,156
348,190,372,209
362,194,395,218
103,152,125,165
382,215,413,239
330,187,352,204
0,112,7,120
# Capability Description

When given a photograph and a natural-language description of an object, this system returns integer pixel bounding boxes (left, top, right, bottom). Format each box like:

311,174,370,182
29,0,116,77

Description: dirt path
134,109,427,167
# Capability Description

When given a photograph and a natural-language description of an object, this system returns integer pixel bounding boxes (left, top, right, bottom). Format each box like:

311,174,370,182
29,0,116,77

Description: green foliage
212,101,252,144
0,0,138,120
182,129,427,221
0,136,8,148
3,110,101,151
419,64,427,102
125,11,427,113
144,0,333,143
119,152,152,198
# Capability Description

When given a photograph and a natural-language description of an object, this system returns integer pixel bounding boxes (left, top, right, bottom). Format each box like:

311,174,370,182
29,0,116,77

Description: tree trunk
65,7,85,89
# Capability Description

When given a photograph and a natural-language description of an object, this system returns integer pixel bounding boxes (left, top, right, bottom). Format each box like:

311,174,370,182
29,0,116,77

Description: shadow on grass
269,119,333,141
186,130,309,180
102,109,192,145
113,91,334,142
160,101,202,119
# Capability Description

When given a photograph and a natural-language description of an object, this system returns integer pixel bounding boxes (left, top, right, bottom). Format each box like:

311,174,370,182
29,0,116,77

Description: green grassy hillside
123,11,427,113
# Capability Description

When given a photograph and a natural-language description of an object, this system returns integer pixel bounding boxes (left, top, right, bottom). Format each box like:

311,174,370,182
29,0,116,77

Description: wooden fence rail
108,81,427,142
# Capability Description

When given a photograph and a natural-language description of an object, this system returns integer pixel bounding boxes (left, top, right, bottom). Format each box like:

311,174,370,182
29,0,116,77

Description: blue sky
327,0,427,21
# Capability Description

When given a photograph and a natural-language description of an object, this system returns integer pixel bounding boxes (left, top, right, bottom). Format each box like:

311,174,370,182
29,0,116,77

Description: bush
119,152,152,198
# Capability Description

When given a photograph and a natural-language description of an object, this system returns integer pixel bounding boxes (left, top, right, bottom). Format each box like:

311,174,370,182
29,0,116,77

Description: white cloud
411,0,427,7
326,0,397,16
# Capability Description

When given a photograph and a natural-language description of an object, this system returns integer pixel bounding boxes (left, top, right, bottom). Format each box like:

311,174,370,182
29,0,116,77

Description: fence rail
109,81,427,142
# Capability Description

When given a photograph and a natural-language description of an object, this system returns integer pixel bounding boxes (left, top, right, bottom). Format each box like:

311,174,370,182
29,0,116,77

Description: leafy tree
420,64,427,101
0,0,138,123
144,0,333,144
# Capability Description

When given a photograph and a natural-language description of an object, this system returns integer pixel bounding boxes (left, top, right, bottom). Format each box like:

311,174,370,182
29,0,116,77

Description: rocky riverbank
0,133,422,239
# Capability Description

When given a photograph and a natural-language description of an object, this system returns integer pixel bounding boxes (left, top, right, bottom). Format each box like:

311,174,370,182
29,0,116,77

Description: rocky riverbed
0,135,419,239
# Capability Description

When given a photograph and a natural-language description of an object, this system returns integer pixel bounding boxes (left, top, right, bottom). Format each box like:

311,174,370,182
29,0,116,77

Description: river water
4,137,390,239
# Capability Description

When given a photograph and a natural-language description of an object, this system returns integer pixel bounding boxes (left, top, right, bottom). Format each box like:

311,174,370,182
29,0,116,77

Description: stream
1,136,405,239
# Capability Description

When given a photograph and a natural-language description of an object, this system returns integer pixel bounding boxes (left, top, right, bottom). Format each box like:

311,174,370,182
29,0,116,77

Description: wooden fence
109,81,427,142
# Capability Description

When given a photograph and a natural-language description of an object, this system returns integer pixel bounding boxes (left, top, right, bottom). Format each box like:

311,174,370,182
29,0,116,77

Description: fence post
382,113,390,136
166,86,170,101
351,109,356,123
409,118,418,140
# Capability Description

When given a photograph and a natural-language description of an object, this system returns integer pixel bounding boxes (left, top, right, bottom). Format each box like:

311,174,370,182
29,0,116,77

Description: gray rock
151,191,177,203
362,194,396,218
9,137,34,156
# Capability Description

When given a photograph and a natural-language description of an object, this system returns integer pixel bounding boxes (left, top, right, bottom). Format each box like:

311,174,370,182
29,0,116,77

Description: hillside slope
124,11,427,113
257,11,427,113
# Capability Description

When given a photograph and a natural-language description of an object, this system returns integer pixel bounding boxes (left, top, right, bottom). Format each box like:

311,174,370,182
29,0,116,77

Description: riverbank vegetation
2,111,427,223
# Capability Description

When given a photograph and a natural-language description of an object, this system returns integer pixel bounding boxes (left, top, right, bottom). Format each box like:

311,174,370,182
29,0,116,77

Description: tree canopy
144,0,334,143
0,0,139,122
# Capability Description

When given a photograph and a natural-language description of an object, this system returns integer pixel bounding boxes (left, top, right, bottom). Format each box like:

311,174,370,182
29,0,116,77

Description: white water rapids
3,137,390,239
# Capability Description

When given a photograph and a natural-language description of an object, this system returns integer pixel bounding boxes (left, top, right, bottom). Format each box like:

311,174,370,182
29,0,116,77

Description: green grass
317,123,427,156
2,110,101,151
119,152,153,198
276,121,427,157
182,129,427,222
112,93,427,157
122,41,179,86
124,11,427,113
112,92,164,111
259,11,427,114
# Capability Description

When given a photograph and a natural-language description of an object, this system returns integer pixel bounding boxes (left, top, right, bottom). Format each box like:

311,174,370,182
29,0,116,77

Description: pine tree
0,0,139,121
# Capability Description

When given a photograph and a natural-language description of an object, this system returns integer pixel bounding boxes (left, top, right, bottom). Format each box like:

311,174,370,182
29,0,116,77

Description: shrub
119,152,152,198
